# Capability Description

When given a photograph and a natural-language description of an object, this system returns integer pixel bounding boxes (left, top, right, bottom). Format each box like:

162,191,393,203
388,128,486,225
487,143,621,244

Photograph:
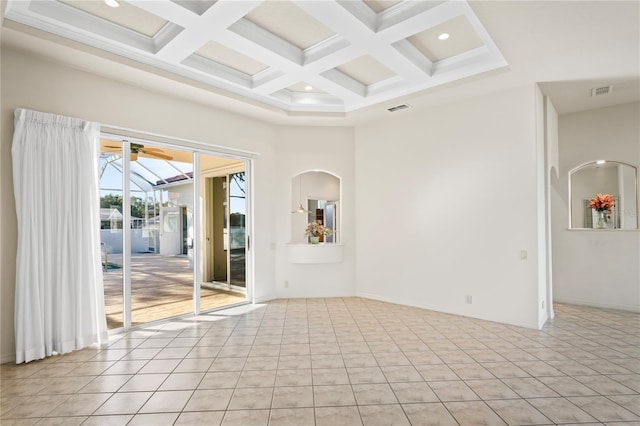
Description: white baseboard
1,352,16,364
253,295,275,304
357,292,540,330
554,297,640,313
538,310,549,329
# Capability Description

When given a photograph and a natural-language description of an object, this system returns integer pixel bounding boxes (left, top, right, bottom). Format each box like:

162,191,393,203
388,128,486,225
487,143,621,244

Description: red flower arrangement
588,193,615,212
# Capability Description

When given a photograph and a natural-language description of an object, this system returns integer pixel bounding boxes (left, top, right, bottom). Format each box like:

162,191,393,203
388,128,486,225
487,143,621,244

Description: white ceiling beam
375,1,465,43
251,43,362,96
229,19,303,66
377,1,448,33
4,0,507,114
154,0,263,63
293,0,430,83
321,69,366,97
336,0,377,32
216,26,363,104
181,54,253,88
126,1,200,28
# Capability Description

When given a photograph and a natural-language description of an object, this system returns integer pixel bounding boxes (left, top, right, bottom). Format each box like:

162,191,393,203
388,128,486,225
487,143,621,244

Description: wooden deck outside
103,253,245,329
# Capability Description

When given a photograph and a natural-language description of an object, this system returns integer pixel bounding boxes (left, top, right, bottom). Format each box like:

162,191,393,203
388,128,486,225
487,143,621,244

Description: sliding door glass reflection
128,144,194,326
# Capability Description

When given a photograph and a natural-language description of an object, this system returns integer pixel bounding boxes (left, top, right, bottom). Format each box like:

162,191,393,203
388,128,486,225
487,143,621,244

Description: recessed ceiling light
437,33,450,41
304,85,313,91
596,160,606,165
104,0,120,8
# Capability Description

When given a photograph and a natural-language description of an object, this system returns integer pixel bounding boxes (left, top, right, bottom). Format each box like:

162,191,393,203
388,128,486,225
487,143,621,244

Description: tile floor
1,298,639,425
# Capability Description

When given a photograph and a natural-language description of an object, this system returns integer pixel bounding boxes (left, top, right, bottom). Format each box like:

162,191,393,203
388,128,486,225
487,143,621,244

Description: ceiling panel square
408,15,484,62
244,0,336,49
287,82,325,94
171,0,216,16
336,55,396,86
197,40,269,76
59,0,167,38
364,0,402,14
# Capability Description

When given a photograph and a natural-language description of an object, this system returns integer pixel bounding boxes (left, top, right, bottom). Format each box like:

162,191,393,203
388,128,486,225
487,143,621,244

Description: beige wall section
552,102,640,312
274,126,356,299
0,47,279,362
354,85,542,329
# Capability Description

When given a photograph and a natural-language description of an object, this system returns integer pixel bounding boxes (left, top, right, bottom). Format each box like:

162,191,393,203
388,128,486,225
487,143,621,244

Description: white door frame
100,133,253,332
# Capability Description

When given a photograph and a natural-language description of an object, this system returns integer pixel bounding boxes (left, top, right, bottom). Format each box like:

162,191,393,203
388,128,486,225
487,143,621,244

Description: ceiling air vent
591,85,613,96
387,104,410,112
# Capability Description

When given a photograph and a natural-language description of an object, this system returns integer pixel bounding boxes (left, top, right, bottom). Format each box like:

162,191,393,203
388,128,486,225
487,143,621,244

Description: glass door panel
129,144,195,326
229,171,246,288
99,140,124,329
200,154,247,311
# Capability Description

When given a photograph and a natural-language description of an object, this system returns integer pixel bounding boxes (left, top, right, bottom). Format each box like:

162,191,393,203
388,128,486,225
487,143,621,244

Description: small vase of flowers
588,193,615,229
305,220,333,244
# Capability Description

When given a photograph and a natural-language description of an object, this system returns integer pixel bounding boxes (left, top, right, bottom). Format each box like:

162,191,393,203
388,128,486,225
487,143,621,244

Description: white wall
535,86,549,329
354,85,542,329
620,164,636,229
275,126,355,298
552,102,640,312
544,97,559,320
0,47,279,361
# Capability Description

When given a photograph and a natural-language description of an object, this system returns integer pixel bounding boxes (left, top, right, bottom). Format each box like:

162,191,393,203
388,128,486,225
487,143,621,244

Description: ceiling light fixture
104,0,120,8
292,174,311,214
304,85,313,91
438,33,450,40
596,160,606,165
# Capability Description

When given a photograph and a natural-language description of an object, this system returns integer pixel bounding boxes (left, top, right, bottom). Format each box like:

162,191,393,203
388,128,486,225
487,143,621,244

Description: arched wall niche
290,171,341,244
569,160,638,230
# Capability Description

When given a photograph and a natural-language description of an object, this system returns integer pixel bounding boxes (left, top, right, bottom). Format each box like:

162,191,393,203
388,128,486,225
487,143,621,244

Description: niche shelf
287,243,344,264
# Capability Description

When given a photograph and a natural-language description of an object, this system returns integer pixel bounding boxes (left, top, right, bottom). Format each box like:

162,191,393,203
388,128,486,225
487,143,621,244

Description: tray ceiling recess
5,0,507,115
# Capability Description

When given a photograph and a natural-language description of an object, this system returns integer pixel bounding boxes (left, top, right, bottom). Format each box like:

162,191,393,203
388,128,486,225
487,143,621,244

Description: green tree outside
100,194,161,219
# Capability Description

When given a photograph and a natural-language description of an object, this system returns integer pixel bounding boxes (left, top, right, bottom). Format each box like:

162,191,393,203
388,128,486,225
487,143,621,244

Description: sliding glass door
98,138,249,331
199,155,247,311
128,144,195,326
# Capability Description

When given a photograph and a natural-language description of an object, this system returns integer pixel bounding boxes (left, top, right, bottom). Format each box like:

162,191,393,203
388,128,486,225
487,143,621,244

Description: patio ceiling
99,139,244,193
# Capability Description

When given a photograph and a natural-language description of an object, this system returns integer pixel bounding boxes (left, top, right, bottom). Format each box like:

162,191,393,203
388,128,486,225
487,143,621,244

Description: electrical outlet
465,295,472,304
284,280,289,288
520,250,528,260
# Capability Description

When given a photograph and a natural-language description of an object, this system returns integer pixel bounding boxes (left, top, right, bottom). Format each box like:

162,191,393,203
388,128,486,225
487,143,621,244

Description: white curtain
12,109,107,364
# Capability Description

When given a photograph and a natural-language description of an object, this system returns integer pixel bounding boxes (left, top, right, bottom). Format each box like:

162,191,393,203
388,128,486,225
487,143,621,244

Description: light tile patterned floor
1,298,639,425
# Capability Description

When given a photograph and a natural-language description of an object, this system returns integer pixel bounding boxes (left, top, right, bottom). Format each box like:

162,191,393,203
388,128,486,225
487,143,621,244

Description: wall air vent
387,104,410,112
591,85,613,96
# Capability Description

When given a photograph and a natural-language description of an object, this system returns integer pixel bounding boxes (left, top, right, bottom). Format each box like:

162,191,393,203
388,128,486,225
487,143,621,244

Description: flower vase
597,210,606,229
309,236,320,244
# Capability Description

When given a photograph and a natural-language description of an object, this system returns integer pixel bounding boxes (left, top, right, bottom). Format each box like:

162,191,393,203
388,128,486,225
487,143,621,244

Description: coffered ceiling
3,0,507,114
